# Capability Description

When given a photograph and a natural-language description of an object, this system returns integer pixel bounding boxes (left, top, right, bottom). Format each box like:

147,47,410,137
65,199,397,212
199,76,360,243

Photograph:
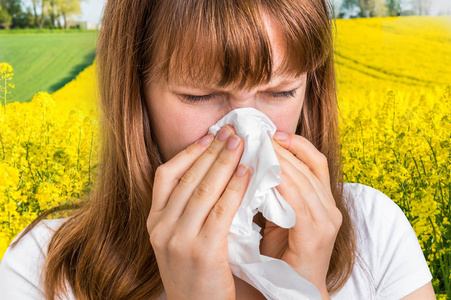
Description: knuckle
226,178,242,194
146,213,156,233
184,143,199,155
205,143,221,156
167,234,185,255
297,201,310,216
216,153,231,166
333,208,343,228
328,223,338,237
179,169,197,186
189,245,207,262
194,181,214,199
154,165,167,184
210,202,230,220
318,153,328,167
293,197,309,216
297,160,309,171
148,225,165,249
320,221,338,238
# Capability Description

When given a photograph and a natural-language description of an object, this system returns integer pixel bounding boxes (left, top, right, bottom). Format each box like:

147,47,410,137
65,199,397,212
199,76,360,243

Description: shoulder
342,181,410,248
343,182,422,253
4,218,68,259
342,182,433,299
343,182,402,221
0,218,68,299
343,182,421,242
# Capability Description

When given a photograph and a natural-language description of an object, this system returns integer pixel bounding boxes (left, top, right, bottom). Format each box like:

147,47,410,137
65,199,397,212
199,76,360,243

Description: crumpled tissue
208,107,321,300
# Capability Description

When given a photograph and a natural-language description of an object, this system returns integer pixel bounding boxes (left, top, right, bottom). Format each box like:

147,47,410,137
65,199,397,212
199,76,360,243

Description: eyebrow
169,76,303,92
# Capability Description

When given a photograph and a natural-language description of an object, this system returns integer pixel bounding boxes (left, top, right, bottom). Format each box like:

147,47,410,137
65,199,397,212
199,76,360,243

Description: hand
147,124,251,300
233,275,266,300
259,131,342,298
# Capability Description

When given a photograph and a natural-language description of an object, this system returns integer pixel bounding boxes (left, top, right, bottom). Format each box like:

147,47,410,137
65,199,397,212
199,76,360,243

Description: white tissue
208,108,321,300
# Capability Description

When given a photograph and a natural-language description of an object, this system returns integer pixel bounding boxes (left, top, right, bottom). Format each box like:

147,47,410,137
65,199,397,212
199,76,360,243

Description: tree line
0,0,449,30
0,0,84,29
337,0,401,18
334,0,448,18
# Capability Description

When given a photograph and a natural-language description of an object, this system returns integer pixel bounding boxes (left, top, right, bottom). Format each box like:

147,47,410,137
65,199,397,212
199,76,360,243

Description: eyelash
181,90,297,103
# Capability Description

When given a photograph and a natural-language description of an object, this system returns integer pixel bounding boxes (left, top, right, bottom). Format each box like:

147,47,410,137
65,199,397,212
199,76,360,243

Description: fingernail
227,135,240,150
274,132,288,141
217,126,232,141
196,134,214,145
236,164,248,177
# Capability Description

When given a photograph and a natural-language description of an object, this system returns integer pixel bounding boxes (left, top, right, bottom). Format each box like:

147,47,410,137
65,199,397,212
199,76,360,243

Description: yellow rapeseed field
0,15,450,298
0,63,100,259
335,16,451,299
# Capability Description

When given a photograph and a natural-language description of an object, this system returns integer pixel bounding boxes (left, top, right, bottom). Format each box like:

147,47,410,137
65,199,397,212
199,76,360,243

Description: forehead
145,4,313,91
166,39,296,91
167,71,304,91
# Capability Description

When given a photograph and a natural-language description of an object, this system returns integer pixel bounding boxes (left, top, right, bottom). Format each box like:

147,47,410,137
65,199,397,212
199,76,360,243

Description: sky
22,0,107,24
82,0,449,23
76,0,106,23
333,0,450,16
23,0,450,25
429,0,451,15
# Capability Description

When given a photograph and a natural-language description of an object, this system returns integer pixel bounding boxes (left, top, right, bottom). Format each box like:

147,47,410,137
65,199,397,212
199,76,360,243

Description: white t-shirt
0,182,433,299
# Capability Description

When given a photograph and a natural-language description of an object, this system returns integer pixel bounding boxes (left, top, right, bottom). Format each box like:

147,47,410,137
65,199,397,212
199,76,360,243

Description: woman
0,0,435,299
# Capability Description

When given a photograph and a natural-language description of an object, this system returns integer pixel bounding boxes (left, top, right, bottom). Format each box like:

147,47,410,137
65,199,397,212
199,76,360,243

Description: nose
226,88,258,110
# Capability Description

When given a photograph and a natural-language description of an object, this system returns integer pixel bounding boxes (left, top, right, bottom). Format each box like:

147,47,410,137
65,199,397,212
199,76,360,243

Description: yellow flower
0,63,13,74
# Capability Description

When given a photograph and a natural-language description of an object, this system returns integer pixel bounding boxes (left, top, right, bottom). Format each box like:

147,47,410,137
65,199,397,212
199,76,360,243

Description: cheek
269,112,299,133
262,87,305,133
145,86,220,161
155,108,219,161
263,103,303,134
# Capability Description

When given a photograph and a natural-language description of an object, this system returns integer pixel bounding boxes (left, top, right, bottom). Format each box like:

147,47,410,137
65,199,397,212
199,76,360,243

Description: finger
274,163,311,222
201,163,251,244
275,151,330,225
273,132,333,199
163,124,237,220
151,132,216,213
178,133,245,235
271,138,336,208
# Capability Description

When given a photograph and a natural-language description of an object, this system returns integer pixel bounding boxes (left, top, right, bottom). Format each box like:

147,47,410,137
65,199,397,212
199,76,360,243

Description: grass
0,30,98,102
0,29,97,35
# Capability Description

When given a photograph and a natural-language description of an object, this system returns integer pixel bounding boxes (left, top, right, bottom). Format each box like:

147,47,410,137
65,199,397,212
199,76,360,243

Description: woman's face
144,13,307,162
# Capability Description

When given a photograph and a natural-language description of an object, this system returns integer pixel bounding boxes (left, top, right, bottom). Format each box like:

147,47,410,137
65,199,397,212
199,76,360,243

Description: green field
0,30,98,102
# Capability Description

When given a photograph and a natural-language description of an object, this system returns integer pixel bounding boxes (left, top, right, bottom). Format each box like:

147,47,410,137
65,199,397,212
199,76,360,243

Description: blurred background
0,0,450,298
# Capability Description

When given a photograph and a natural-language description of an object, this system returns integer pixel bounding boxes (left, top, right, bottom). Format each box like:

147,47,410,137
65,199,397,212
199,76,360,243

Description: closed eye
181,94,216,103
272,90,297,98
181,89,297,103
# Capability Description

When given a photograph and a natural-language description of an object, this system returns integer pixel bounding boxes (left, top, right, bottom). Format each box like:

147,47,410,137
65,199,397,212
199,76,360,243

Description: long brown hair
10,0,357,298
